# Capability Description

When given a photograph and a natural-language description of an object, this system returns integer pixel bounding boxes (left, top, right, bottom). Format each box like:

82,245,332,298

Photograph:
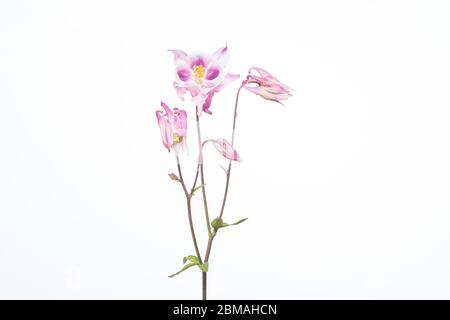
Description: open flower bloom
213,138,241,162
156,102,188,154
243,67,292,105
169,45,239,115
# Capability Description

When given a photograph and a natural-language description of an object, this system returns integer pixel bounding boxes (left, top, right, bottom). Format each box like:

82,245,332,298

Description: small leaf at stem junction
199,262,209,273
171,255,206,278
211,217,248,231
191,184,205,196
168,173,180,181
185,255,200,264
168,262,197,278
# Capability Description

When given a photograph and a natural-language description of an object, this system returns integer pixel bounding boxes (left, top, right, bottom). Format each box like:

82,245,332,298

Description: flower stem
202,272,207,300
219,84,243,219
195,106,212,237
194,106,211,300
176,156,203,266
204,84,244,264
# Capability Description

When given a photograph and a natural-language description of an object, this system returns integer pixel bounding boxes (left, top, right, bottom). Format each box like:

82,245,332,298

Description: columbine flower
156,102,188,154
243,67,292,105
213,138,241,161
169,45,239,115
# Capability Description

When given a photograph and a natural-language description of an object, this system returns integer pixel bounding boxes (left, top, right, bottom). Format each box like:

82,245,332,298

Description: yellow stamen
172,133,183,145
192,65,206,81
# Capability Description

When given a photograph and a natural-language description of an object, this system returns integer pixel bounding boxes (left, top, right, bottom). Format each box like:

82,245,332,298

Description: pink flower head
243,67,292,105
155,102,188,154
169,45,239,115
213,138,241,162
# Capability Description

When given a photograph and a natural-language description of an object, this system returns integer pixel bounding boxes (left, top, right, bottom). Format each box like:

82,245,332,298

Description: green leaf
171,254,205,278
185,255,200,264
228,218,248,226
211,217,248,231
199,262,209,273
168,262,197,278
191,184,206,196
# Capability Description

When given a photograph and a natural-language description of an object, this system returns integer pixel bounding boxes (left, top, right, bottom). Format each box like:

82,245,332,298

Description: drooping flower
169,45,239,115
243,67,292,105
213,138,241,162
155,102,188,154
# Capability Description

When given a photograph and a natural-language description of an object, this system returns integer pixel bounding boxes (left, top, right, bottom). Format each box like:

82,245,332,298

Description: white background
1,0,450,299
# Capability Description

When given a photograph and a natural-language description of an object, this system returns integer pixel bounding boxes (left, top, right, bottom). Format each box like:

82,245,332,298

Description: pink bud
243,67,292,105
213,138,241,162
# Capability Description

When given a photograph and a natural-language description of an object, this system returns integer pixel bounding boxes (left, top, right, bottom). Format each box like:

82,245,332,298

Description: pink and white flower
243,67,292,105
155,102,188,154
169,45,239,115
213,138,241,162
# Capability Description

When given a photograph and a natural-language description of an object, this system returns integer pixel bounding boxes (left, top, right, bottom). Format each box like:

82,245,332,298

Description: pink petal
248,66,293,92
213,138,241,162
173,83,187,101
180,137,189,154
155,110,172,152
191,93,207,114
205,66,220,80
172,138,189,156
244,67,293,104
160,101,173,119
198,73,239,115
173,108,187,137
176,68,191,82
243,86,286,105
169,49,188,63
212,45,229,67
248,66,272,79
263,82,292,95
245,86,277,100
202,92,214,115
190,54,209,68
214,73,239,93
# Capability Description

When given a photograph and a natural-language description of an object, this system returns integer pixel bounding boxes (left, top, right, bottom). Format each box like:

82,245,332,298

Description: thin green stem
204,232,215,262
219,85,243,218
176,156,202,264
194,106,211,301
195,106,211,236
202,272,207,300
204,85,244,264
